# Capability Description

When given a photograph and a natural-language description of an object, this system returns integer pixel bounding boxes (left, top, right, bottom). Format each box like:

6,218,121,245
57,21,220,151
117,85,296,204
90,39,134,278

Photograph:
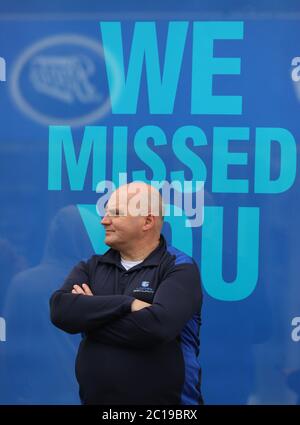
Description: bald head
110,182,164,226
101,182,164,256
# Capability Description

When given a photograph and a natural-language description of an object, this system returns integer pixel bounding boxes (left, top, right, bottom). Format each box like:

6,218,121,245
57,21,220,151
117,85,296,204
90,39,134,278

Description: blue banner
0,1,300,405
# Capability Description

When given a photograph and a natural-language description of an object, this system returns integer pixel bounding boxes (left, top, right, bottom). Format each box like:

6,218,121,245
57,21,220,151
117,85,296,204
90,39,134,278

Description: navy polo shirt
50,235,203,405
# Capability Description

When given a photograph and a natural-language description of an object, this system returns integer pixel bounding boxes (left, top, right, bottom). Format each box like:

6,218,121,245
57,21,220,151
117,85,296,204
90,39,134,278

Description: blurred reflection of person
0,205,93,404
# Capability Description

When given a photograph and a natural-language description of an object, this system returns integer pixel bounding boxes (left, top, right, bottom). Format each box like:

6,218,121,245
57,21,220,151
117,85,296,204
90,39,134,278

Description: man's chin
104,234,116,248
104,237,112,246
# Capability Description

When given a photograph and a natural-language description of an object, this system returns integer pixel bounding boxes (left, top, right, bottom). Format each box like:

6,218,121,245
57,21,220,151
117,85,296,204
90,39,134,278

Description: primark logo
0,56,6,82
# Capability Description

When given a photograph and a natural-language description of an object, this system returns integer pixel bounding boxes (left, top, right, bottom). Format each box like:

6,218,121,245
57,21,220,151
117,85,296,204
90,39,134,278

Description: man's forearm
50,279,150,335
50,291,135,334
86,264,202,349
86,303,172,349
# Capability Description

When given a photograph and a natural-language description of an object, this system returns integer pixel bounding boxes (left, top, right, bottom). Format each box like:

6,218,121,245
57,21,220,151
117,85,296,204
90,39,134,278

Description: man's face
101,188,145,250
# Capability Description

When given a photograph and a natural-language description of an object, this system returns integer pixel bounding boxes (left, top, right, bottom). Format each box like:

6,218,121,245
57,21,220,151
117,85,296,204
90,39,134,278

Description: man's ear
143,214,155,230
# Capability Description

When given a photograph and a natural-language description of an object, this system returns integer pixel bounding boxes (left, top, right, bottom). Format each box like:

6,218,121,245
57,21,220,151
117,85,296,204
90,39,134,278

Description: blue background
0,0,300,404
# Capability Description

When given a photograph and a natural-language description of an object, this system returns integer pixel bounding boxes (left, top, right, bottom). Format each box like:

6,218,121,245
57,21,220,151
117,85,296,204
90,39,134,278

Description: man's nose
101,214,111,225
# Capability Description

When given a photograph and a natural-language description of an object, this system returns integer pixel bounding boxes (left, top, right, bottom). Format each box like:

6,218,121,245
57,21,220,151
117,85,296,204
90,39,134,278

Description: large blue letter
201,206,259,301
163,204,193,256
192,21,243,114
255,127,297,193
48,126,107,191
77,204,107,254
112,127,128,187
212,127,249,193
171,126,207,190
133,126,167,182
100,21,188,114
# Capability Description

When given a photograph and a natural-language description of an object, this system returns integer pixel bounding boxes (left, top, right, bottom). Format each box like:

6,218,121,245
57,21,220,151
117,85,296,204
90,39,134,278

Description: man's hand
131,299,151,312
71,283,93,296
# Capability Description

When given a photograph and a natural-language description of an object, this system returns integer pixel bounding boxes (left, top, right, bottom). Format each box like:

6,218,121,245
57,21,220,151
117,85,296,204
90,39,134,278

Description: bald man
50,182,203,405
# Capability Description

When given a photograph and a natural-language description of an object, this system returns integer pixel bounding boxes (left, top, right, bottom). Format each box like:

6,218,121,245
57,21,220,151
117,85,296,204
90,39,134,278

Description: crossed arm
50,260,202,349
71,283,151,313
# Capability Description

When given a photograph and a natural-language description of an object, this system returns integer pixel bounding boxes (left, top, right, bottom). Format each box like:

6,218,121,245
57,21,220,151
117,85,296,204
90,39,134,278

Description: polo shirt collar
97,235,166,268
